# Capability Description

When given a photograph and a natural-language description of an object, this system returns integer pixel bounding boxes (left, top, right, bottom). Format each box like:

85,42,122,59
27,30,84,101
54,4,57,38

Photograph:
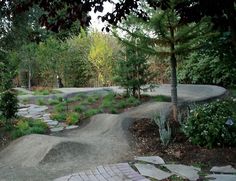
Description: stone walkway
55,156,236,181
17,103,78,132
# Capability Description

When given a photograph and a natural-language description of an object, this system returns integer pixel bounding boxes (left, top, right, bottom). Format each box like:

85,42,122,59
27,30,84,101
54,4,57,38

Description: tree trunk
28,66,31,90
170,53,178,122
170,27,178,122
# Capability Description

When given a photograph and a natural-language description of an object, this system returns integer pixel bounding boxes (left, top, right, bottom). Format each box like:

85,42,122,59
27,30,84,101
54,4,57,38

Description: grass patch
32,89,61,96
154,95,171,102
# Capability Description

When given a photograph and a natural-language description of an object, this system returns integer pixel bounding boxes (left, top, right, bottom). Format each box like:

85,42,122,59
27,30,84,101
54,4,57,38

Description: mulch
129,118,236,170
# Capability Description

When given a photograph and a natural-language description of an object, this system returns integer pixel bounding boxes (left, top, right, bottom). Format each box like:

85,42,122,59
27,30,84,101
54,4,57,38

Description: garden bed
130,118,236,172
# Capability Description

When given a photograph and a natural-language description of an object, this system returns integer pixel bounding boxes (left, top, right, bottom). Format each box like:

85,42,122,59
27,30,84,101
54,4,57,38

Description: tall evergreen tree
116,0,212,121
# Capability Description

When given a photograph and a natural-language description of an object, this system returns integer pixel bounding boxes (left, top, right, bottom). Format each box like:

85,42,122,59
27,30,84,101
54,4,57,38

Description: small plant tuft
153,111,171,146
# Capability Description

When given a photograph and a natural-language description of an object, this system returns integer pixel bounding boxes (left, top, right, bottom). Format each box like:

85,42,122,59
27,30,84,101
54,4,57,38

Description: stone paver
206,174,236,181
134,156,165,165
164,164,200,181
54,163,148,181
135,163,173,180
210,165,236,174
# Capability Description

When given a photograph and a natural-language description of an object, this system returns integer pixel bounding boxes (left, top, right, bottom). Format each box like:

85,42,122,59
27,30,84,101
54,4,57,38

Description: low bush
48,99,60,105
0,90,18,119
66,112,80,125
50,112,67,122
183,99,236,148
74,105,86,113
36,99,46,105
126,96,141,106
84,109,101,117
11,118,48,139
54,103,66,112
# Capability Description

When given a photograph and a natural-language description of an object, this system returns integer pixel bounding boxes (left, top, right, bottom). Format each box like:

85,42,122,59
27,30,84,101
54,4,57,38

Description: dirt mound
0,134,79,167
40,141,91,164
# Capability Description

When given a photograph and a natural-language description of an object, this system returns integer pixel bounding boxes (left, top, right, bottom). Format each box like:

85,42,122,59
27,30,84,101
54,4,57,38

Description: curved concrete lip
17,84,227,103
54,84,227,103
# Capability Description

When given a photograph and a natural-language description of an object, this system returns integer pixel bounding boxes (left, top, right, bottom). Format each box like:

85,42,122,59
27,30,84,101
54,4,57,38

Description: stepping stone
18,108,28,112
206,174,236,181
135,156,165,164
50,127,64,132
46,120,59,126
210,165,236,174
164,164,200,181
66,125,79,130
134,163,173,180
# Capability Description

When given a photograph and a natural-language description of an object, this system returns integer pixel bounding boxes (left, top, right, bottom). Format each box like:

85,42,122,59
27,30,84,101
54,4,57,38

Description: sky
89,2,115,31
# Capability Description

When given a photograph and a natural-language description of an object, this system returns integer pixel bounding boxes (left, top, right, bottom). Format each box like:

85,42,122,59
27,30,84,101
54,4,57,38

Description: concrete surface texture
0,84,227,180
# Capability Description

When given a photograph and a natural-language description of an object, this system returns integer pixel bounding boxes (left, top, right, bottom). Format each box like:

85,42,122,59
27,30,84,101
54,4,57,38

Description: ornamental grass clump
153,111,171,146
183,99,236,148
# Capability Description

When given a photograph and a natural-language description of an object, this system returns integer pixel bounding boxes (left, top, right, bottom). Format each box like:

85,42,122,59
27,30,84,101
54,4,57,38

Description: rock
18,108,28,112
46,120,59,126
164,164,200,181
50,127,64,132
135,156,165,165
206,174,236,181
210,165,236,174
134,163,173,180
65,125,79,130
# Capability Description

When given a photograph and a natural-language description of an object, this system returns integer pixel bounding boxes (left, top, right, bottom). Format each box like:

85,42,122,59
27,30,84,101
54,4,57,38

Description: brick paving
54,163,149,181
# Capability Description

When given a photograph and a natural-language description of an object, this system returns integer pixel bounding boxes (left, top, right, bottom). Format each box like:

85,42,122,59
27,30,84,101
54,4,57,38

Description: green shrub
50,112,67,122
11,119,48,139
115,100,127,109
126,96,141,106
54,103,66,112
84,109,101,117
0,90,18,119
74,105,86,113
183,99,236,148
101,99,113,108
36,99,46,105
66,112,80,125
109,107,118,114
48,99,60,105
87,96,96,103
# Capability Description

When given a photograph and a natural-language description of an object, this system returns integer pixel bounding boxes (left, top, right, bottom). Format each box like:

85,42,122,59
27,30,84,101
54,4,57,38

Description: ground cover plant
0,116,49,150
183,98,236,148
46,92,171,125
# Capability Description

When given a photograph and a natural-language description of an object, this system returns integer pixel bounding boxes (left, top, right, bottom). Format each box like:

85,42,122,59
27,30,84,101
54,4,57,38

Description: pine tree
115,37,153,99
116,0,212,121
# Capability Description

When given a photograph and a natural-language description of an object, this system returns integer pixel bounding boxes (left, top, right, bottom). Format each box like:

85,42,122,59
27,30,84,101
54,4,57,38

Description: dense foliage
183,99,236,148
115,42,153,98
0,91,18,120
178,52,236,86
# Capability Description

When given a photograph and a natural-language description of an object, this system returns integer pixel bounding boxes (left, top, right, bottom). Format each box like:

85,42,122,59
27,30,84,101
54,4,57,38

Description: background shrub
11,118,48,139
66,112,80,125
0,90,18,119
183,99,236,148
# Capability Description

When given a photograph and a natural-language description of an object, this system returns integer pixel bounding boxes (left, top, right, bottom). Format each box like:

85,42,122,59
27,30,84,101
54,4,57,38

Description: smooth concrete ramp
1,84,227,180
